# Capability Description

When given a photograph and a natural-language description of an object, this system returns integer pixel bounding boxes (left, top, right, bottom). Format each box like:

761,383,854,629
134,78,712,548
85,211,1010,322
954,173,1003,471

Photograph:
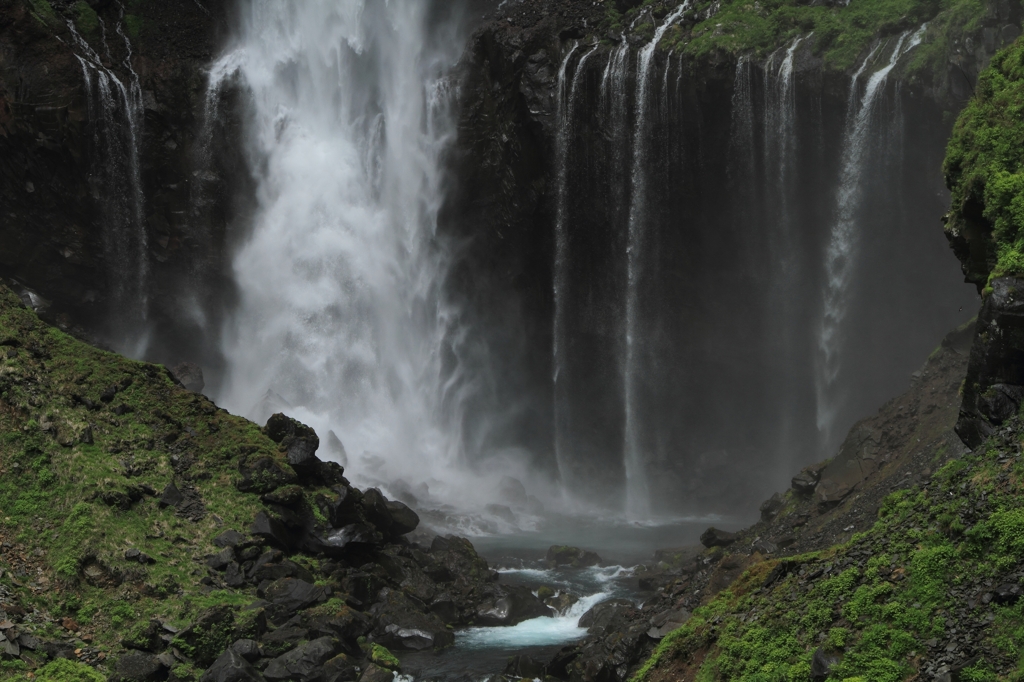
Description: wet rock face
957,277,1024,448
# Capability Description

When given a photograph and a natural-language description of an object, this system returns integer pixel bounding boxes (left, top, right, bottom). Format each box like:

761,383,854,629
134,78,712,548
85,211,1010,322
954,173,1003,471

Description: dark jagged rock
264,413,323,480
215,530,245,548
699,527,738,548
176,605,237,666
475,585,553,626
158,481,185,508
578,599,636,635
263,578,328,615
322,485,362,527
759,492,785,522
360,488,394,533
384,500,419,535
201,649,267,682
369,588,455,650
505,654,546,679
123,620,166,652
112,652,167,681
358,663,394,682
958,278,1024,448
237,456,298,495
231,639,263,663
546,545,601,568
171,362,205,393
251,511,295,550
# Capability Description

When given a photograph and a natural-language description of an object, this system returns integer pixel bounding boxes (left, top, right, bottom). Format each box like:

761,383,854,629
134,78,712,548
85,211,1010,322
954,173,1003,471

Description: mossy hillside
944,37,1024,285
633,423,1024,681
0,284,335,674
599,0,1011,76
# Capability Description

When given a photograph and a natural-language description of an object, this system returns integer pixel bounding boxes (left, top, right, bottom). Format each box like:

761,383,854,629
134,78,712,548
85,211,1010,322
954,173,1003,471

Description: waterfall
623,2,690,518
553,41,599,494
816,26,927,446
214,1,478,503
66,15,148,353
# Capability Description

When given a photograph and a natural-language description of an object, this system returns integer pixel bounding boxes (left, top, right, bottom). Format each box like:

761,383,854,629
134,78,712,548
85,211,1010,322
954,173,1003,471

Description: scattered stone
263,637,340,681
699,527,738,548
171,362,205,393
546,545,601,568
215,530,245,548
200,648,266,682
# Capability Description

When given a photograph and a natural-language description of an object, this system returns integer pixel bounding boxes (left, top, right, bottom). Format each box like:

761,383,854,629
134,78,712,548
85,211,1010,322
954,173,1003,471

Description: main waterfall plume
211,1,482,505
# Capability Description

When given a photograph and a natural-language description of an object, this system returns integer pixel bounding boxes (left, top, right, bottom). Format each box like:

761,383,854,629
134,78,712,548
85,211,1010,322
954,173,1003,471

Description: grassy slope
633,427,1024,681
601,0,1008,76
0,285,330,681
944,37,1024,284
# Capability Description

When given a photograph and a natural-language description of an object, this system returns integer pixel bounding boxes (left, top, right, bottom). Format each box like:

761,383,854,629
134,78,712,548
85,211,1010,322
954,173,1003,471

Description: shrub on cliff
945,36,1024,287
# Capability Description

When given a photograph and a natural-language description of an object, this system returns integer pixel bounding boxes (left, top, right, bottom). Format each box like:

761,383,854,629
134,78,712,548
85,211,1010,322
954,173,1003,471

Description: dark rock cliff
0,0,246,375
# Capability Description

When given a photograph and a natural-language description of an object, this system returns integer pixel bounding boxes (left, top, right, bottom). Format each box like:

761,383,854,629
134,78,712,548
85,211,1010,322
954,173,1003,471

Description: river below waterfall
396,518,725,681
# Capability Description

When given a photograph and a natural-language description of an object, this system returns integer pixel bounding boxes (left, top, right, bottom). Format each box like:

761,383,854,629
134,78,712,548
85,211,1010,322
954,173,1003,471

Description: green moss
17,659,106,682
123,13,144,39
0,284,296,658
26,0,57,26
944,37,1024,282
633,417,1024,680
369,643,401,670
72,1,100,37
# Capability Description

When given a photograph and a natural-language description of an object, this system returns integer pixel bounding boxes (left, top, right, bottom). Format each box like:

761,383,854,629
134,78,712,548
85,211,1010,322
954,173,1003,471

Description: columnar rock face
0,0,246,377
440,0,1003,511
957,278,1024,447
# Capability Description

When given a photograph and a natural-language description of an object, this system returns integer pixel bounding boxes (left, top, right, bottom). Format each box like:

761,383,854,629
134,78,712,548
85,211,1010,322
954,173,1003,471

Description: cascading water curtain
214,1,474,500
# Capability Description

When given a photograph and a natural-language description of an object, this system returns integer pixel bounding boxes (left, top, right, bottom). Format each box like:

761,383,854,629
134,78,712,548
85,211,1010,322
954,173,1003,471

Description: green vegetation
11,659,106,682
944,37,1024,283
633,429,1024,680
368,642,401,670
0,285,334,674
601,0,1012,76
72,1,100,38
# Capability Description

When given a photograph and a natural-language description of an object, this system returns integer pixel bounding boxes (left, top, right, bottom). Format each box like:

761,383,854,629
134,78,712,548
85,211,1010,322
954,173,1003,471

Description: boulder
358,664,394,682
230,639,262,663
759,492,785,522
208,547,235,571
263,578,328,614
251,512,295,550
545,545,602,568
360,488,394,532
646,608,691,640
214,530,245,548
323,485,362,528
369,589,455,650
475,585,553,626
264,413,322,480
505,654,545,679
578,598,636,634
791,470,820,495
263,637,340,681
237,456,297,495
316,524,382,557
200,649,266,682
113,652,166,681
261,627,308,657
176,605,236,666
171,362,205,393
384,500,419,535
322,653,359,682
122,620,165,652
158,481,184,509
262,485,305,508
699,527,738,548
